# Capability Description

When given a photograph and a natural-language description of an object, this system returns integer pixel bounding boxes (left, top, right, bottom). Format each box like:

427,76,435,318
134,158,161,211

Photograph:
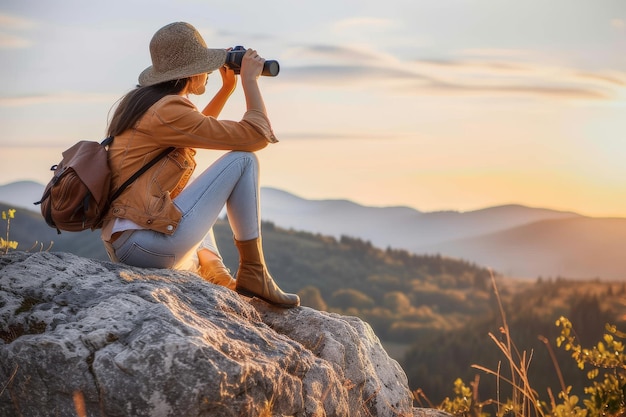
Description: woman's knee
228,151,258,164
224,151,259,173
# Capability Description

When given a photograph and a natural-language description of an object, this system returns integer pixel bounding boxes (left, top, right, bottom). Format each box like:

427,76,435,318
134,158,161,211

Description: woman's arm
201,65,237,117
202,48,269,119
239,48,268,117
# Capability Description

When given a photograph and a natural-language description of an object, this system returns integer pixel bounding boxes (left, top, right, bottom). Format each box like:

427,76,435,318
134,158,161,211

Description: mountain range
2,180,625,280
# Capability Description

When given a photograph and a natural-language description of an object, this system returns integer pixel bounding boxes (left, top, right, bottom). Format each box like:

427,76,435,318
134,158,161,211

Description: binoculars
225,46,280,77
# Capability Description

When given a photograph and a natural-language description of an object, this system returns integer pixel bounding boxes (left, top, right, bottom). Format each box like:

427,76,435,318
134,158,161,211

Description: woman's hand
240,48,265,82
200,61,237,118
240,49,268,116
218,64,237,96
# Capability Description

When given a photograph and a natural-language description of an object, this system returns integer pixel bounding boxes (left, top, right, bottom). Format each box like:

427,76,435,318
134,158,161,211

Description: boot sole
235,287,300,308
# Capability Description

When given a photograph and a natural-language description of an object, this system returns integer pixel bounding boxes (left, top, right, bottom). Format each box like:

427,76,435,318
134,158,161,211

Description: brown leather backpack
36,137,173,233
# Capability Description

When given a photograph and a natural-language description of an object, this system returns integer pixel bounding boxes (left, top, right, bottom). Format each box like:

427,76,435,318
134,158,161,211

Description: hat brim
138,48,227,87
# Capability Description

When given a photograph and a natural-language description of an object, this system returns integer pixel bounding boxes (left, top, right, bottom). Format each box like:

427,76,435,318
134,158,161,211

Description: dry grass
470,271,545,417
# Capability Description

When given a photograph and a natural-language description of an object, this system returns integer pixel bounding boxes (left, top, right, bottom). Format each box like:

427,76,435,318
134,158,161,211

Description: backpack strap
101,136,114,147
37,186,59,233
108,146,176,203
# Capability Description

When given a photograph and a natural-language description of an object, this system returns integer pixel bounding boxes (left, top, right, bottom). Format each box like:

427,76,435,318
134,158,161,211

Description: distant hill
259,188,626,280
260,187,582,248
2,181,625,280
0,201,108,261
0,180,44,210
428,216,626,279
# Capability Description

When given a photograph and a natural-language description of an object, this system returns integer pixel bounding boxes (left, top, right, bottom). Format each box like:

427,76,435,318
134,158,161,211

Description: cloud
0,32,32,48
0,13,36,29
575,71,626,87
0,13,37,49
286,45,383,63
278,131,401,140
0,13,36,49
279,43,623,101
281,64,430,87
456,48,535,58
415,81,612,100
283,44,401,69
0,92,119,107
407,61,618,100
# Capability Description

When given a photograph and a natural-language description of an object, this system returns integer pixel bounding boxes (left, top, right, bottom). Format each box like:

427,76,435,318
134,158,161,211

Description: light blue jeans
109,151,261,269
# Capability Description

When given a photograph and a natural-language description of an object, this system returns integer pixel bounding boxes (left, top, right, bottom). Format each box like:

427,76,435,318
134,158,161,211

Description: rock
0,251,449,417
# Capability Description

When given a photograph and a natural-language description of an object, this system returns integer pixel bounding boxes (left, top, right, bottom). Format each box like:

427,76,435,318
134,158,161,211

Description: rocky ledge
0,251,449,417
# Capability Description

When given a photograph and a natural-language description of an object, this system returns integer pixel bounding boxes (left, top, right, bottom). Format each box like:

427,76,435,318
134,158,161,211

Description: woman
101,21,299,308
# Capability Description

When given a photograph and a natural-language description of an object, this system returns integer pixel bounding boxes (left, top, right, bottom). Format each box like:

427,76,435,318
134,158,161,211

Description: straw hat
138,22,227,87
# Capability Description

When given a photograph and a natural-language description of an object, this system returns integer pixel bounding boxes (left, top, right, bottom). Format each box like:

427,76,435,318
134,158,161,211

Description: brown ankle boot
234,237,300,308
197,259,236,290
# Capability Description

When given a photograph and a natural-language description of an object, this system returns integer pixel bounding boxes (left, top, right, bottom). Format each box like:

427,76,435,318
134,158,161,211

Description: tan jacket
101,95,277,242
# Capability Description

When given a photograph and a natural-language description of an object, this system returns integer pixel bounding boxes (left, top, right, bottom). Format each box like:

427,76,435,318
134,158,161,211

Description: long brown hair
107,78,189,137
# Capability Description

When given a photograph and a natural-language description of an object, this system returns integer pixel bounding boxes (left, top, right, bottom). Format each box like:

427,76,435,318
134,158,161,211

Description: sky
1,0,625,218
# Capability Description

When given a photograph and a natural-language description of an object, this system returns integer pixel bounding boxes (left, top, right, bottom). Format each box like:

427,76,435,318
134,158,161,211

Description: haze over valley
2,180,624,281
